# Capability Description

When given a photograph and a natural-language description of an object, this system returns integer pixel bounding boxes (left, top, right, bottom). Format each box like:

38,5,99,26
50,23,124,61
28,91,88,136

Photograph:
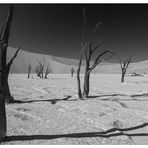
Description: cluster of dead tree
27,59,52,79
0,5,134,141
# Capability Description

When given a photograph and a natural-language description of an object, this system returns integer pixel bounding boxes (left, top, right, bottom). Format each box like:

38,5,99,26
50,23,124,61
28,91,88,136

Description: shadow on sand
87,93,148,102
10,95,73,105
10,92,148,105
3,123,148,142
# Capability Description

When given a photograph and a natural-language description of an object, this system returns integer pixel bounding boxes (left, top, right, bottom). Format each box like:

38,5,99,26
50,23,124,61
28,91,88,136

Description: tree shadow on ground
3,123,148,142
87,94,126,99
10,95,72,105
87,93,148,102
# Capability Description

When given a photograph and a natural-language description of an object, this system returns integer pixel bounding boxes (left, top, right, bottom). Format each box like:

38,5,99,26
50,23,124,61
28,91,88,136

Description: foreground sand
2,74,148,144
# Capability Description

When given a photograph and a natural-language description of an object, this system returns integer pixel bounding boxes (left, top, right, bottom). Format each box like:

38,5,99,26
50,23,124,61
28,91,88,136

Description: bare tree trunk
71,72,73,77
27,71,30,79
121,71,125,83
27,66,31,79
71,68,74,77
0,44,7,141
5,79,14,103
0,48,8,140
83,65,90,97
0,5,15,140
77,54,83,100
0,95,6,141
1,47,14,104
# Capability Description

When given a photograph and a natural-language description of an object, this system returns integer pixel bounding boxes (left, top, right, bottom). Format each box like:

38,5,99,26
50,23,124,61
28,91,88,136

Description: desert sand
1,74,148,144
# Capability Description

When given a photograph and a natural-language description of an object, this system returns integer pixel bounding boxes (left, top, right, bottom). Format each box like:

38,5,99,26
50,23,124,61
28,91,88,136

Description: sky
0,4,148,62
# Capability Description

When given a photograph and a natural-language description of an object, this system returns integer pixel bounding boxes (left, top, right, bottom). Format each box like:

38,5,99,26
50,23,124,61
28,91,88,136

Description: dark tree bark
27,62,32,79
5,81,13,103
121,71,125,83
77,53,83,100
0,94,6,141
0,5,14,141
119,56,132,83
83,66,90,97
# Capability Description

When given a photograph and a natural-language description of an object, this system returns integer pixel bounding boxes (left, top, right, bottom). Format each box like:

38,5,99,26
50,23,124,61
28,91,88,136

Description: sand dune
7,47,148,74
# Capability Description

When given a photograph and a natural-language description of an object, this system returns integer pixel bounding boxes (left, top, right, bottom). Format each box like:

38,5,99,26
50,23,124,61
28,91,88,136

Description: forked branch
7,47,20,68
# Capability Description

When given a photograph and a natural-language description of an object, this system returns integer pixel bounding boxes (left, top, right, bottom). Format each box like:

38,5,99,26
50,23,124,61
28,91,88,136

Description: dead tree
119,56,132,83
34,65,42,78
44,63,52,79
70,68,74,77
27,62,32,79
77,7,112,98
0,5,20,141
76,7,87,100
35,58,45,78
0,6,20,104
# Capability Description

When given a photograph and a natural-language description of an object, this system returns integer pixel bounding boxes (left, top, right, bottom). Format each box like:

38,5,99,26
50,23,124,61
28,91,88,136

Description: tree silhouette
0,5,20,141
119,56,132,82
27,62,32,79
77,7,112,99
44,63,52,79
35,58,45,78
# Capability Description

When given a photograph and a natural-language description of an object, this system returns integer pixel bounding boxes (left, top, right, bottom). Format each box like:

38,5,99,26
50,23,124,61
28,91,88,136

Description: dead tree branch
6,47,20,75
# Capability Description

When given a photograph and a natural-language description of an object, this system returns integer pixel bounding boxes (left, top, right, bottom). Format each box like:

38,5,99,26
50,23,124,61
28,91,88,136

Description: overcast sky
0,4,148,62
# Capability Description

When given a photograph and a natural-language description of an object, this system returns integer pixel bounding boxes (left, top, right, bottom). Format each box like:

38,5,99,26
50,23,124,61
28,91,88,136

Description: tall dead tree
0,5,20,141
27,62,32,79
77,7,112,98
119,56,132,83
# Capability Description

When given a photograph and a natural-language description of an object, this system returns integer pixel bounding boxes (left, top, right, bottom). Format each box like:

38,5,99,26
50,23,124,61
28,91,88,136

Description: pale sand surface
2,74,148,144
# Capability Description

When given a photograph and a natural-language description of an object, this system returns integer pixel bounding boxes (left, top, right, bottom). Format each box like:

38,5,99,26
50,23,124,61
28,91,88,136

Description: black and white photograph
1,2,148,145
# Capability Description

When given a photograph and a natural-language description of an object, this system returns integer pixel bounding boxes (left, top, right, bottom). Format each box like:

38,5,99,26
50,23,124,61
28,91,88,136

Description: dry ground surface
2,74,148,144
